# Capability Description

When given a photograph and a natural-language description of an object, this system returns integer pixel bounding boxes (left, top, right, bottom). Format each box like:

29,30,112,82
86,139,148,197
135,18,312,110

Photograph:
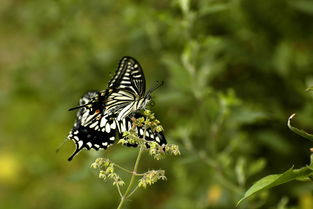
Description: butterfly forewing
128,59,146,97
105,90,136,113
108,56,145,96
105,56,148,119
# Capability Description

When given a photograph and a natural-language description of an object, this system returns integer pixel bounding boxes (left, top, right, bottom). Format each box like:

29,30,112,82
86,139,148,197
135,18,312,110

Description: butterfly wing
127,57,146,97
104,57,147,119
108,56,146,96
67,91,118,161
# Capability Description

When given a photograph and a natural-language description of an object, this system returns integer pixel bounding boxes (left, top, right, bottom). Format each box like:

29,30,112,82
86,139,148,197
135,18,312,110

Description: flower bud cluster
165,144,181,156
146,141,165,160
119,110,181,160
138,170,166,188
118,130,143,146
91,158,125,186
146,142,181,160
143,110,164,133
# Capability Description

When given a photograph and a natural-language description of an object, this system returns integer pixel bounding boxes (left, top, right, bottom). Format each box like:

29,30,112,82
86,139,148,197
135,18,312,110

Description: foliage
1,0,313,209
238,87,313,206
91,111,179,209
238,155,313,205
288,114,313,143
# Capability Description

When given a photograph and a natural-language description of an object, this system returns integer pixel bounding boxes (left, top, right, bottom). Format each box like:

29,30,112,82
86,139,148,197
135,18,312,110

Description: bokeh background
1,0,313,209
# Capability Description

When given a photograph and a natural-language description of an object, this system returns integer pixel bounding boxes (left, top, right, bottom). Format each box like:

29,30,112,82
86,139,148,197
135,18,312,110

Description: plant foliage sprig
237,87,313,205
91,110,180,209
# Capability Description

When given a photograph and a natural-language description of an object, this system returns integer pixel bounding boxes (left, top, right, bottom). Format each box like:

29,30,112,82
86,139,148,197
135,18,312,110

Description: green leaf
289,1,313,15
237,165,313,205
199,4,229,16
306,86,313,91
287,114,313,143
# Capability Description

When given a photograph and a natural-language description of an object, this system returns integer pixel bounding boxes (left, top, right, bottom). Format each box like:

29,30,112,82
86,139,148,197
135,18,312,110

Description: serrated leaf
237,165,313,205
287,114,313,143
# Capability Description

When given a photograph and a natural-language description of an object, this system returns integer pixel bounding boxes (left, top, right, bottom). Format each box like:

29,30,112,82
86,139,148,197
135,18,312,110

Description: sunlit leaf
287,114,313,143
199,4,229,16
289,1,313,15
237,164,313,205
306,86,313,91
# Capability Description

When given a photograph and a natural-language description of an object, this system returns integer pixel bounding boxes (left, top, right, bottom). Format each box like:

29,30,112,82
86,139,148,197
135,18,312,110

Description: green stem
116,145,144,209
125,145,144,195
116,197,125,209
114,164,135,175
126,185,139,199
116,184,123,198
116,124,147,209
115,164,144,176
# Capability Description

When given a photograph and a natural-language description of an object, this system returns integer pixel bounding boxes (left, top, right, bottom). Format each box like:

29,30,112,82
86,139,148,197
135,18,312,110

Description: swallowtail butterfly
67,57,166,161
67,91,166,161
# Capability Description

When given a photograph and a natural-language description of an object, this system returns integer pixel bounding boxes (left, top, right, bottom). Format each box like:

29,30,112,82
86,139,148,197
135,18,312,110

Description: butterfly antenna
56,138,67,153
68,101,95,111
147,81,164,96
68,104,87,111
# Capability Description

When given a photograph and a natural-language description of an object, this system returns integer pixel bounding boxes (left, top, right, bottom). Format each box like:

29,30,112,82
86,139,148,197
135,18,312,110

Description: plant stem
116,184,123,198
115,164,144,176
114,164,134,174
126,185,139,199
125,145,144,195
116,197,125,209
116,125,147,209
116,145,144,209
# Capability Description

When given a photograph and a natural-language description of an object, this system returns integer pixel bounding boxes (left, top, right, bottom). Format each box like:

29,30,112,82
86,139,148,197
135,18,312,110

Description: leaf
199,4,229,16
289,1,313,15
306,86,313,91
287,114,313,143
237,165,313,205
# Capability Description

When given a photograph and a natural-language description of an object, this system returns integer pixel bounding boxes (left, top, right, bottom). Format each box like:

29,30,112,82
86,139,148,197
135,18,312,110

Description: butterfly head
69,91,100,112
79,91,99,106
136,81,163,110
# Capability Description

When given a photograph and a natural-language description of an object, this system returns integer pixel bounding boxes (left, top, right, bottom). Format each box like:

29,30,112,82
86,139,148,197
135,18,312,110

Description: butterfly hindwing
67,119,117,161
67,91,118,161
115,113,167,147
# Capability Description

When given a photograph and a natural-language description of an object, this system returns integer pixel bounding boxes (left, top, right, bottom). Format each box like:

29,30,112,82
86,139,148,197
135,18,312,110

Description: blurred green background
1,0,313,209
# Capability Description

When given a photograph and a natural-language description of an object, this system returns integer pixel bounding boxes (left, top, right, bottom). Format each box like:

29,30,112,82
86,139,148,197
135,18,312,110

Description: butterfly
67,91,166,161
66,57,166,161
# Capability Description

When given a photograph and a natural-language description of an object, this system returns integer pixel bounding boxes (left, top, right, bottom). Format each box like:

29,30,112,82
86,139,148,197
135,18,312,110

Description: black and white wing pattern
116,112,167,147
67,91,118,161
67,93,167,161
107,56,146,96
67,57,165,161
105,56,150,120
